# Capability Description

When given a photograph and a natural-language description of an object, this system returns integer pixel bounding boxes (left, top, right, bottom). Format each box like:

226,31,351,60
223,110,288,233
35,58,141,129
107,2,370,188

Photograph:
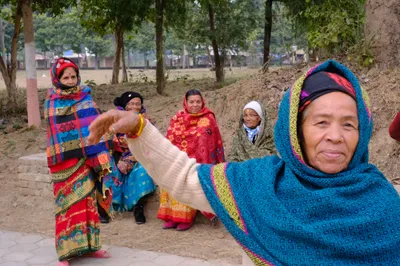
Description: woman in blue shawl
111,91,156,224
88,60,400,265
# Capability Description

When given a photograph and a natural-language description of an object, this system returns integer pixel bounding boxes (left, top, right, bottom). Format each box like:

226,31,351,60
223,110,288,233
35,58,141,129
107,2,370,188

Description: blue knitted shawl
198,60,400,265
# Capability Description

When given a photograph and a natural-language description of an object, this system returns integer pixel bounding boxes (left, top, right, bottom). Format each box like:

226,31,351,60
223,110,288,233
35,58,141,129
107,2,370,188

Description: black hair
185,89,202,100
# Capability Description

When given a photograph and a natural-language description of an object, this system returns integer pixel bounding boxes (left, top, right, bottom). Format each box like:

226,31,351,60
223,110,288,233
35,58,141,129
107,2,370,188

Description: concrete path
0,230,240,266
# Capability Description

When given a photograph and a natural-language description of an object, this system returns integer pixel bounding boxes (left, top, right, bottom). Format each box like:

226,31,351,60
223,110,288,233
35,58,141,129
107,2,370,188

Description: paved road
0,230,240,266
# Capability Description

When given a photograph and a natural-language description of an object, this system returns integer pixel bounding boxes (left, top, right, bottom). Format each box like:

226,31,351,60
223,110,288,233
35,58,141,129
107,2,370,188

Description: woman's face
60,67,78,87
300,92,359,174
243,108,261,129
186,95,203,114
125,97,142,113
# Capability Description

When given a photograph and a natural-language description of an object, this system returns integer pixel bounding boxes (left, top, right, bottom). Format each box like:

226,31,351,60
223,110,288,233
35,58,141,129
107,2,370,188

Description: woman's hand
88,109,139,145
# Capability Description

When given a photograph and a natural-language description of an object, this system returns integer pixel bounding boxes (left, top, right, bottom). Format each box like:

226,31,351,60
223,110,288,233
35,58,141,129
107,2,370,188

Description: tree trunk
0,1,22,113
182,44,186,69
0,18,5,65
22,0,40,127
365,0,400,67
112,26,123,84
121,37,128,83
263,0,273,72
208,3,224,83
127,49,131,68
155,0,166,94
206,46,213,67
94,54,99,69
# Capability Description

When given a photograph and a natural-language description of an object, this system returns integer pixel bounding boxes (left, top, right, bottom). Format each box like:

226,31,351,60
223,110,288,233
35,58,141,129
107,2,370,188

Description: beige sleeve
126,122,214,213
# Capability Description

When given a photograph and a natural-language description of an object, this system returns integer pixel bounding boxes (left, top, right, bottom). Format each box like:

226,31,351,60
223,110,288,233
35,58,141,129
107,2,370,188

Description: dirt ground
0,64,399,263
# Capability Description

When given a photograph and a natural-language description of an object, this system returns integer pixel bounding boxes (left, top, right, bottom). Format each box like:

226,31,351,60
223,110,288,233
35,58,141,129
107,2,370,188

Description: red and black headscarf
51,57,81,89
299,71,356,112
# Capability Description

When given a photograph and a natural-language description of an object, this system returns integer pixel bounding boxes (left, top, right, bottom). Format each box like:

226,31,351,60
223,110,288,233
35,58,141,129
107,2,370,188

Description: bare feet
56,261,69,266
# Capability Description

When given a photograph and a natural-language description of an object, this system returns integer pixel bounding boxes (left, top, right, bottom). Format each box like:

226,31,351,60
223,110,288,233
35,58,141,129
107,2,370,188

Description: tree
263,0,272,70
150,0,187,94
365,0,400,67
189,0,259,83
0,0,75,120
125,21,156,68
85,33,112,69
22,0,41,126
0,3,22,112
287,0,366,57
79,0,152,84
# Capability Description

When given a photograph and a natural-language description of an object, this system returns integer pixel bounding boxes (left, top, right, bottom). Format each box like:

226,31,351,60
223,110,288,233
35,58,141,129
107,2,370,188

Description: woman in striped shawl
44,58,114,266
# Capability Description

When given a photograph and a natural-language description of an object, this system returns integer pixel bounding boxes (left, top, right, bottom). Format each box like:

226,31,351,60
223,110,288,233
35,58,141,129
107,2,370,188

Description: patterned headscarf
299,71,356,112
51,57,81,89
198,60,400,265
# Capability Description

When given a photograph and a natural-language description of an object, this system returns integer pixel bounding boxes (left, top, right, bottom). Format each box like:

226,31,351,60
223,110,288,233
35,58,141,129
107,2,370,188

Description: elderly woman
88,60,400,265
111,91,156,224
230,100,276,161
44,58,113,266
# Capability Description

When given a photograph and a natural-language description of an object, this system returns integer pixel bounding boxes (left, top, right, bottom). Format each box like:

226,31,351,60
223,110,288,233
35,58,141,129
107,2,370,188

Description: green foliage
34,9,112,57
166,0,260,66
270,2,307,55
347,38,375,67
198,0,260,51
84,79,97,87
125,21,156,55
288,0,366,53
78,0,152,36
1,6,24,55
85,31,113,57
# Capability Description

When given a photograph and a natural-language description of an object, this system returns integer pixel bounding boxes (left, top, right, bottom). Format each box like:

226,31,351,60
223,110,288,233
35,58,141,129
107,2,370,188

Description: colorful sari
110,134,156,212
51,156,112,260
158,95,225,223
45,59,115,261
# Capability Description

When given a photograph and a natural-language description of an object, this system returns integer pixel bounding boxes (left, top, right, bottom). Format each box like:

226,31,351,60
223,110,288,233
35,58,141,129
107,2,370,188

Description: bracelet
127,114,145,139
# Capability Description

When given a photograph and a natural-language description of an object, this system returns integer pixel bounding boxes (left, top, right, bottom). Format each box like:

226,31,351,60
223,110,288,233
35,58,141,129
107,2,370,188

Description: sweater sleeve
389,112,400,141
126,122,214,213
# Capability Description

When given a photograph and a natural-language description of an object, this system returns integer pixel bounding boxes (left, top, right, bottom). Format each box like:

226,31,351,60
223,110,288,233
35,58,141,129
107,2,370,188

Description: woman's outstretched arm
88,109,213,213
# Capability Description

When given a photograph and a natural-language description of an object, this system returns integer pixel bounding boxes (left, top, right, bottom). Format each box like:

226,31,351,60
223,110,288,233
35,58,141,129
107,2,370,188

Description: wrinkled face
125,97,142,113
186,95,203,114
243,108,261,129
300,92,359,174
60,67,78,87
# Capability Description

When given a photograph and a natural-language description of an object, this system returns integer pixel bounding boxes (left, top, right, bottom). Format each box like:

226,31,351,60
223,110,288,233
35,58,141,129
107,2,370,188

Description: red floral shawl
166,96,225,165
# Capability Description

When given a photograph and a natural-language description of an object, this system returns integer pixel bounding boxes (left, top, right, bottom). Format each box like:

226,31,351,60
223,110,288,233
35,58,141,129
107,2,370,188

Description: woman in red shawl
157,89,225,231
